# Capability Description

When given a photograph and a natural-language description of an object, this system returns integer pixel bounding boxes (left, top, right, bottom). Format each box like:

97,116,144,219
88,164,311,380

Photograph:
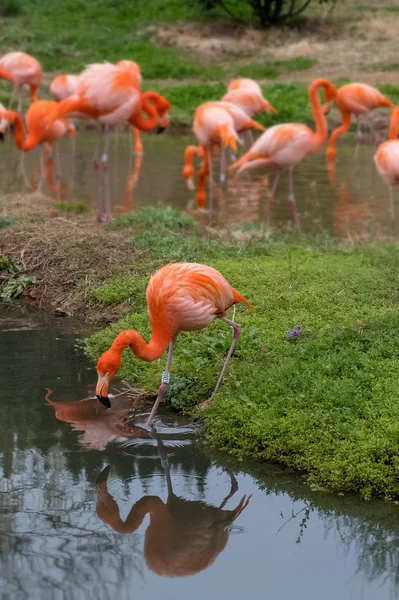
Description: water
1,304,399,599
0,129,397,239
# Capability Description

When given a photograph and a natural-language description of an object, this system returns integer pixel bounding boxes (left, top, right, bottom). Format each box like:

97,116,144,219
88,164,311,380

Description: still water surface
0,129,397,239
1,304,399,599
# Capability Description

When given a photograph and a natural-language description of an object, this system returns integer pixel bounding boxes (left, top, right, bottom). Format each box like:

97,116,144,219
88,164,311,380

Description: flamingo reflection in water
113,154,144,215
327,158,385,242
95,430,251,577
46,389,150,450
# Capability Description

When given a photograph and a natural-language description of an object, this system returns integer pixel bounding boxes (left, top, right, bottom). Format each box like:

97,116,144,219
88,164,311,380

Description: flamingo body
326,83,394,159
334,83,393,115
50,74,79,102
241,123,318,169
223,88,276,117
95,262,253,421
0,51,42,105
374,141,399,186
227,78,262,95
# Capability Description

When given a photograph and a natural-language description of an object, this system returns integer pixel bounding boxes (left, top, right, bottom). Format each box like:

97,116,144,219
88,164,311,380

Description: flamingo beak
96,373,111,408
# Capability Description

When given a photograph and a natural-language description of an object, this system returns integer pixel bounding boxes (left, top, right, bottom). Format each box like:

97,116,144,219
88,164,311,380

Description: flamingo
0,101,76,190
0,51,42,111
46,391,150,451
183,101,265,210
230,78,336,226
96,435,250,575
46,62,169,162
50,73,80,102
95,262,253,425
45,62,170,220
223,78,277,147
324,83,395,159
374,107,399,218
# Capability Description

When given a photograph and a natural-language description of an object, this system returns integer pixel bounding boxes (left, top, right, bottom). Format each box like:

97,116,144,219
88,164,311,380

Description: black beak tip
97,395,111,409
156,125,167,135
0,132,4,141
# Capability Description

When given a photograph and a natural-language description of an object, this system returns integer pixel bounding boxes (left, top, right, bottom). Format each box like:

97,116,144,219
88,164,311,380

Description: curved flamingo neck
388,108,399,140
110,329,172,362
0,110,27,150
0,67,16,83
132,92,162,131
309,79,336,148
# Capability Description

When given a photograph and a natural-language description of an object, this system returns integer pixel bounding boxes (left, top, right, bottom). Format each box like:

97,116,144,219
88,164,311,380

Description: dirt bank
0,193,142,324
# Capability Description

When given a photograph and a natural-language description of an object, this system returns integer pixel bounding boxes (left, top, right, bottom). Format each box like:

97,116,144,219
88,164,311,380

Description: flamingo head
95,349,121,408
154,95,171,133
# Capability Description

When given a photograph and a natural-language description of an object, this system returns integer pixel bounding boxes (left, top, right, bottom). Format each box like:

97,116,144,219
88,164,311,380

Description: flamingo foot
97,213,112,223
186,177,195,191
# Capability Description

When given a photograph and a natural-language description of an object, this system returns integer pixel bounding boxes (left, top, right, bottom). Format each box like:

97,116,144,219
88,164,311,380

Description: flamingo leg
388,186,395,222
102,129,112,222
220,146,226,184
200,316,241,409
268,170,282,207
37,146,46,193
207,145,214,212
8,85,16,110
93,125,105,169
288,167,301,231
146,337,176,427
17,91,22,114
218,474,239,510
133,127,144,155
246,130,254,148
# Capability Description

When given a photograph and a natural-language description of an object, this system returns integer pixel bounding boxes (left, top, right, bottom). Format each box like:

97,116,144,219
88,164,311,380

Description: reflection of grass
86,207,399,500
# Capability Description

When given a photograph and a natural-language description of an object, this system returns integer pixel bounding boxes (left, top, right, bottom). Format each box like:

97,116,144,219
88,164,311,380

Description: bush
197,0,336,27
0,0,22,16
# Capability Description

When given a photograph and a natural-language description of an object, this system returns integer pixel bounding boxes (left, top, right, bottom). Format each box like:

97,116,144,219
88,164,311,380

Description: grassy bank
2,198,399,498
80,207,399,500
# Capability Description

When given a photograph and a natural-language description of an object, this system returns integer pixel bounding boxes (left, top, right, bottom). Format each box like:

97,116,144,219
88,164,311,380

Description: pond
0,128,397,240
1,304,399,599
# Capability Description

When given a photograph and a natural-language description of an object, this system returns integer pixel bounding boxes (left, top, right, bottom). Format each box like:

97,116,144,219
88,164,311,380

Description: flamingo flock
1,51,398,423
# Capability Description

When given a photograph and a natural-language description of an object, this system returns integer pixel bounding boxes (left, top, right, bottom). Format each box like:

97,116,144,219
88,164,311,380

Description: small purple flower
296,325,302,331
292,330,298,337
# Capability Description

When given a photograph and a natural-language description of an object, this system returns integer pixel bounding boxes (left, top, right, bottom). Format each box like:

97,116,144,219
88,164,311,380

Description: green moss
85,208,399,499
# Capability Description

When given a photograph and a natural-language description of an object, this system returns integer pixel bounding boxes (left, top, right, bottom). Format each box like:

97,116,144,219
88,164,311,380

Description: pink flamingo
95,262,253,424
223,77,277,147
324,83,395,159
374,107,399,218
0,100,75,190
183,101,264,210
0,51,42,111
230,78,337,228
46,62,170,220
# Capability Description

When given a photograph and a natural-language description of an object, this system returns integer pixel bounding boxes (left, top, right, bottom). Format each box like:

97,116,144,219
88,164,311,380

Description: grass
0,215,15,228
364,62,399,73
84,208,399,499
